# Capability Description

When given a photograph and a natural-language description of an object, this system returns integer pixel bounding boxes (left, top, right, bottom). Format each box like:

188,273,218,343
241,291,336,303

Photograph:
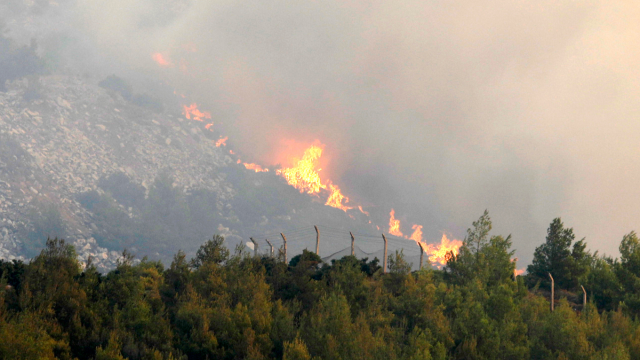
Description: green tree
527,218,590,290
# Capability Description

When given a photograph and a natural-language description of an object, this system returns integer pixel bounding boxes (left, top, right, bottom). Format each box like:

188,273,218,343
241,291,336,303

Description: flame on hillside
276,143,352,211
388,209,403,237
215,137,228,147
152,53,172,67
424,234,462,267
387,210,461,267
244,163,269,172
205,123,214,130
183,103,211,122
409,224,423,242
358,206,370,216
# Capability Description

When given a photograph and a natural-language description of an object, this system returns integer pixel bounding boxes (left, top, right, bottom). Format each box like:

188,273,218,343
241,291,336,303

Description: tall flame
183,103,212,122
276,143,352,211
325,183,352,211
277,145,325,194
409,224,423,242
424,234,463,268
388,209,403,237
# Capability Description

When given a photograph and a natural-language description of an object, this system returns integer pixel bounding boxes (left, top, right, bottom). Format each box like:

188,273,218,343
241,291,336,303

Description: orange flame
358,206,370,216
409,224,423,242
205,123,214,130
325,183,353,211
515,268,526,276
276,144,325,194
215,137,228,147
243,163,269,172
183,103,212,122
152,53,172,67
276,143,352,211
388,209,403,237
424,234,463,268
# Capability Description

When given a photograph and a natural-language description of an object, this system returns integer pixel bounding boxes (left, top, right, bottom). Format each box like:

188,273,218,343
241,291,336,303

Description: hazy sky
5,0,640,263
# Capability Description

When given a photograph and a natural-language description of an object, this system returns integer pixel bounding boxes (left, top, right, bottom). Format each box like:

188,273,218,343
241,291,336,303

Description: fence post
350,231,355,256
265,239,274,258
315,225,320,255
249,237,258,257
382,234,388,274
419,242,424,270
549,273,554,312
280,233,287,264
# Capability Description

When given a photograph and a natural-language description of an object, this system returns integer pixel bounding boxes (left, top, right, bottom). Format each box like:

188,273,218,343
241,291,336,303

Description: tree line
2,211,640,359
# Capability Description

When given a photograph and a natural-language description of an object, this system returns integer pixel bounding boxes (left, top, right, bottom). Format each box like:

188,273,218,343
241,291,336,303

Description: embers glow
388,209,403,237
244,163,269,172
205,123,214,130
183,103,211,122
215,137,228,147
276,143,352,211
152,53,172,67
358,205,370,216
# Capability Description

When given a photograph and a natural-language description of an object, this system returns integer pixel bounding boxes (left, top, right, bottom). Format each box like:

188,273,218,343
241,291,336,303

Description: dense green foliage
2,213,640,360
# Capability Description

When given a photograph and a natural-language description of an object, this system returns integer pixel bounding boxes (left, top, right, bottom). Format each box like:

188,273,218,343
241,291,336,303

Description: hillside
0,73,394,270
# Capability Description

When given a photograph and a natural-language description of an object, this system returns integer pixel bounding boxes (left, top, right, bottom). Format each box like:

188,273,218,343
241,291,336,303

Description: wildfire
424,234,463,268
388,209,403,237
515,268,526,276
358,205,370,216
205,123,214,130
215,137,228,147
276,143,352,211
409,224,423,242
183,103,212,122
243,163,269,172
152,53,172,67
325,183,353,211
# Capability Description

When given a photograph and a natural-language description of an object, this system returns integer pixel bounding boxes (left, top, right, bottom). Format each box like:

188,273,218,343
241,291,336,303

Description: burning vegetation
276,143,352,211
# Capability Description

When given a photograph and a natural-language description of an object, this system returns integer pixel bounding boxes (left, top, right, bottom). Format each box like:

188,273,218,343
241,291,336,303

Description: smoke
4,0,640,263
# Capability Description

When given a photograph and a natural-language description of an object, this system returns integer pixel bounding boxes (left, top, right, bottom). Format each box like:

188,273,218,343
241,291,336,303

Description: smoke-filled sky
4,0,640,263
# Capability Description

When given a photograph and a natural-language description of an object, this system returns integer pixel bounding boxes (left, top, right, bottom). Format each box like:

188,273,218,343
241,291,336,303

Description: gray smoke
3,0,639,264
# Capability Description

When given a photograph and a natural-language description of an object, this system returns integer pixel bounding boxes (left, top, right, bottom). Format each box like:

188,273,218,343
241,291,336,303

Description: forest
2,212,640,360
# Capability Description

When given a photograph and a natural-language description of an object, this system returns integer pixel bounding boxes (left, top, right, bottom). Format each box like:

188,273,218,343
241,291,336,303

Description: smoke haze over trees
2,0,639,265
3,213,640,359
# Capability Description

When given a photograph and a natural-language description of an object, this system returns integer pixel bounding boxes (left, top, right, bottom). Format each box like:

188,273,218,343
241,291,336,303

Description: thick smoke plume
3,0,639,263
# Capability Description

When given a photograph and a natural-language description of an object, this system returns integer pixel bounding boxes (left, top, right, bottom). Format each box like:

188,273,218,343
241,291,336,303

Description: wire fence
247,224,424,261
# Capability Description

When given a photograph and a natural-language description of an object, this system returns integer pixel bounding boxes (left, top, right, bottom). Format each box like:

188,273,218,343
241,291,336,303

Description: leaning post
419,242,424,270
249,237,258,258
350,231,355,256
549,273,555,312
315,225,320,255
581,285,587,311
382,234,388,274
280,233,288,264
265,239,274,258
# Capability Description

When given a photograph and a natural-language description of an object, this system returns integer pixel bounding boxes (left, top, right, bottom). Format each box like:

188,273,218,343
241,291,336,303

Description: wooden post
581,285,587,310
314,225,320,255
265,239,274,258
419,242,424,270
549,273,554,312
249,237,258,257
382,234,388,274
350,231,355,256
280,233,287,264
